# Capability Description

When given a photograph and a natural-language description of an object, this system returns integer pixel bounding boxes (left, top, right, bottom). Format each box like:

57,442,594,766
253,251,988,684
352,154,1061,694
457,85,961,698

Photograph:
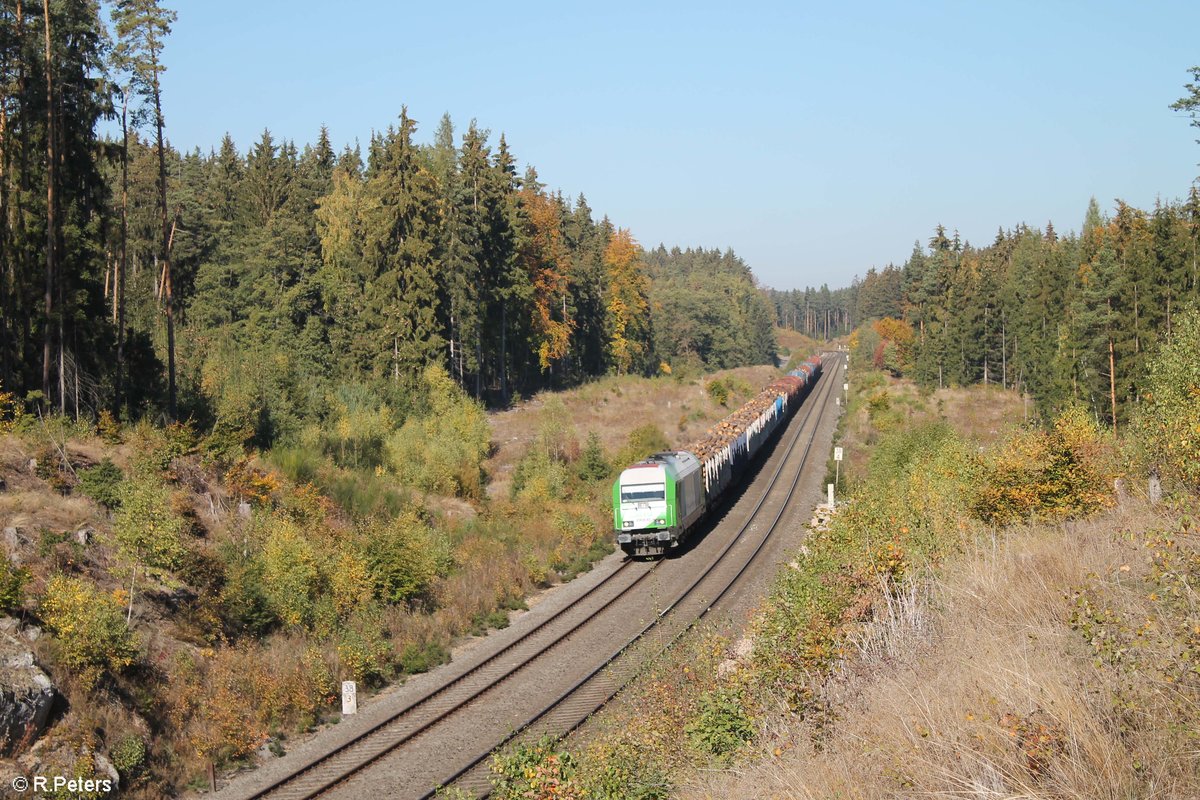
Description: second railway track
228,353,844,800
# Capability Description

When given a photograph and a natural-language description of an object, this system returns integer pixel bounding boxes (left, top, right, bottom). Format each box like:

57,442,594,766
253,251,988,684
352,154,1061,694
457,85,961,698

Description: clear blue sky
151,0,1200,291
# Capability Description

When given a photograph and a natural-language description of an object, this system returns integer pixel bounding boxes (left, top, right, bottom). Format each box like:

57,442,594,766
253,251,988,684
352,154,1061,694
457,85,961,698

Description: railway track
234,354,843,800
428,353,843,799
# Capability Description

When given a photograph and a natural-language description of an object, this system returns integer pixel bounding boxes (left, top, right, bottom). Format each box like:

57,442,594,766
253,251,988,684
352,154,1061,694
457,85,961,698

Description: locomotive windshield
621,483,665,503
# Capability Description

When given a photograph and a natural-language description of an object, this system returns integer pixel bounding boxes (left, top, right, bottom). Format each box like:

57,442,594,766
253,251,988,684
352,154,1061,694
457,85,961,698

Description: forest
0,4,784,790
846,192,1200,427
0,0,777,446
770,186,1200,433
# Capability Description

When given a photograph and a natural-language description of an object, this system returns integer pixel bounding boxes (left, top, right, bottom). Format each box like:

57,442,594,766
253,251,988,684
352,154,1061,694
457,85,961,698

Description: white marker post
827,482,835,507
342,680,358,715
834,446,844,488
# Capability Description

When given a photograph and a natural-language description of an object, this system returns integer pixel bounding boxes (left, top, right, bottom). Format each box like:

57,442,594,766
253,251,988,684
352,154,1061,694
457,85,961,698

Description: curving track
224,353,844,800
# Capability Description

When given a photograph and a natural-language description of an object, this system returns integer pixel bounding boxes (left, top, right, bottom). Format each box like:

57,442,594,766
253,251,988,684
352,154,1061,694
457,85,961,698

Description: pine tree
1171,65,1200,178
480,134,521,402
313,146,369,374
563,194,609,378
434,116,484,392
112,0,178,416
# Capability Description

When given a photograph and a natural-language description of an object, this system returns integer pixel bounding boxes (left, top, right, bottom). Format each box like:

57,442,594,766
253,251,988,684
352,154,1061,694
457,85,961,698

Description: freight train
613,356,823,556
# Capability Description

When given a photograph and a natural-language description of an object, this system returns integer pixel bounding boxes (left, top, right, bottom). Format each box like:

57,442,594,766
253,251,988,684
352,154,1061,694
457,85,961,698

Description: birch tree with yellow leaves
604,229,652,375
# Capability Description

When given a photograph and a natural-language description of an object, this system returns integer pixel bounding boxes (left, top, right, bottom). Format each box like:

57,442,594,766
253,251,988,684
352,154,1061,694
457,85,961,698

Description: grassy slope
679,376,1200,799
687,503,1195,799
520,371,1197,800
0,363,787,794
485,365,777,498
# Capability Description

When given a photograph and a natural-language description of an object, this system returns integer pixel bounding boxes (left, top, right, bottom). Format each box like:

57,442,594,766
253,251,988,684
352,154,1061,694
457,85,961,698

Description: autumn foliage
871,317,914,375
975,406,1113,524
604,229,651,375
520,188,575,371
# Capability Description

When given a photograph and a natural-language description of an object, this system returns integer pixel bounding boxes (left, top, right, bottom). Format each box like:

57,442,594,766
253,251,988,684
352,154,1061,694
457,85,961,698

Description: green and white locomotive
613,451,705,553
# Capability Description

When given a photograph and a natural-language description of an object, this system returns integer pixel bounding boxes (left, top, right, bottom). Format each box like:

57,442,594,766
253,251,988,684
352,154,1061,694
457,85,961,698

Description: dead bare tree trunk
1108,332,1118,436
115,90,129,415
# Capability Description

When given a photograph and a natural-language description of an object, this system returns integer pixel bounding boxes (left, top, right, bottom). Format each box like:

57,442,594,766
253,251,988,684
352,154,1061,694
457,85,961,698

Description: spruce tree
361,108,443,381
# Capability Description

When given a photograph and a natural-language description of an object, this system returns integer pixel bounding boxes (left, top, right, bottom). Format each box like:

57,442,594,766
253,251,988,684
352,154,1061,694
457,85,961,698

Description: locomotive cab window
621,483,665,503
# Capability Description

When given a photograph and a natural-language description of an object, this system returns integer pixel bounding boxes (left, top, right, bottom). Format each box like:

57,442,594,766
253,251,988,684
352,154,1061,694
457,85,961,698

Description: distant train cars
613,356,823,556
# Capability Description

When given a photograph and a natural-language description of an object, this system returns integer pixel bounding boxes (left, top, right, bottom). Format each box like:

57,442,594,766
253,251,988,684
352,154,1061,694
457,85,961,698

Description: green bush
1134,305,1200,493
469,608,511,635
685,688,753,761
0,557,28,613
317,384,399,470
219,559,278,638
576,432,611,482
399,640,449,675
260,517,321,627
109,734,147,779
336,604,393,685
511,449,570,502
112,476,188,573
365,508,450,605
268,445,322,485
386,364,490,498
705,378,730,406
321,467,410,519
77,459,124,509
536,397,578,463
617,424,670,467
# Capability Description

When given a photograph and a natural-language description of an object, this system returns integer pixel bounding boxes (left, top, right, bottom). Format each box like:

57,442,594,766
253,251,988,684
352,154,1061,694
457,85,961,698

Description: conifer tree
361,108,443,381
112,0,177,415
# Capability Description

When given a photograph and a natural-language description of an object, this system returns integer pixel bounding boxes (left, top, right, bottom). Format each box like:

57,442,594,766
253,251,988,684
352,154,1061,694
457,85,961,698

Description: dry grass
834,374,1027,486
682,500,1199,800
0,490,94,534
484,365,777,497
935,384,1031,446
775,328,823,364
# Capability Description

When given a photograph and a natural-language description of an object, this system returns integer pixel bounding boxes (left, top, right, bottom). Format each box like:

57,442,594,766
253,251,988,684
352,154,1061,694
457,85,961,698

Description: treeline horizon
842,188,1200,426
0,0,777,449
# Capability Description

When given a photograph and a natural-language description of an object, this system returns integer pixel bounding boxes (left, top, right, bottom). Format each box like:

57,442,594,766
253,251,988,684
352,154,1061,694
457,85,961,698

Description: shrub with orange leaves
224,458,280,507
871,318,914,375
166,644,334,767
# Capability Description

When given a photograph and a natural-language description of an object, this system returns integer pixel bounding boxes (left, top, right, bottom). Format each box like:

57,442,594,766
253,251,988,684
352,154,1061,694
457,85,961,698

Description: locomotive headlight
623,521,634,528
655,518,666,526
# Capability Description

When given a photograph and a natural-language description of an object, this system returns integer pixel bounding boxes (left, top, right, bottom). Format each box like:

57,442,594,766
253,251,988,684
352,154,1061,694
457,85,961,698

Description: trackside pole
827,483,834,507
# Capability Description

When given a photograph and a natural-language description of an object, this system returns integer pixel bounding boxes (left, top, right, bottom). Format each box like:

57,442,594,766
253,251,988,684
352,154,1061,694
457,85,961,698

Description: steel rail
244,554,648,799
426,354,843,799
246,355,840,800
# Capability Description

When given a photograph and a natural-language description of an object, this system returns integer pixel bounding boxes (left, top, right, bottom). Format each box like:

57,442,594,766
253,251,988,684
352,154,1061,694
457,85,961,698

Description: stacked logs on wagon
686,377,804,463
